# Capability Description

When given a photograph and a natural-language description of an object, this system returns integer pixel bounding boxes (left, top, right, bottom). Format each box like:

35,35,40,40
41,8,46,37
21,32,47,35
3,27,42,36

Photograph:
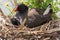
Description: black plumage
11,3,53,28
11,18,20,26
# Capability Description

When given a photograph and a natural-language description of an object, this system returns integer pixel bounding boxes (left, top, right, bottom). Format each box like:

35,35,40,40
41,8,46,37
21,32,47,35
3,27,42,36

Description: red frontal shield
14,6,18,12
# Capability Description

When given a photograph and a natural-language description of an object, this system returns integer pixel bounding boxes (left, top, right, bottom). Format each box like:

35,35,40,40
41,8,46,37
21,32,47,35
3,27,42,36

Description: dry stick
14,0,17,6
21,18,27,26
40,21,51,32
46,27,60,33
0,8,11,34
10,0,14,6
0,8,6,18
16,27,60,35
0,23,9,33
43,37,50,40
18,18,27,29
30,27,60,34
0,8,11,23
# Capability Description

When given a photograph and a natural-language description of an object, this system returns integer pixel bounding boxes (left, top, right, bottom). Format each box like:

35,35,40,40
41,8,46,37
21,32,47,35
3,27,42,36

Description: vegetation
0,0,60,19
19,0,60,19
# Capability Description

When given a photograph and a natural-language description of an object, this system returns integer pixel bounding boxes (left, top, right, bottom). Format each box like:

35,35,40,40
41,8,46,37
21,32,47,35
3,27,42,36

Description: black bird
11,3,28,26
11,3,53,28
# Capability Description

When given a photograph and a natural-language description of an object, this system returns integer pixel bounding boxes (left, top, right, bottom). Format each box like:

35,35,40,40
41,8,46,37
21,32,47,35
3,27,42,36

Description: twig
46,27,60,33
13,27,60,36
0,8,6,18
43,37,50,40
14,0,17,6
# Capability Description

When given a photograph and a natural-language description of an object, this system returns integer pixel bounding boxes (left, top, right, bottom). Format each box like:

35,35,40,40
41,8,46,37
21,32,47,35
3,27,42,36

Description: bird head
14,3,28,13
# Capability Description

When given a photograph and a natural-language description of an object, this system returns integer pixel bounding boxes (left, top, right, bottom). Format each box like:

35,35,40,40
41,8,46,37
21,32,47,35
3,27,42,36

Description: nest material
0,15,60,40
0,8,60,40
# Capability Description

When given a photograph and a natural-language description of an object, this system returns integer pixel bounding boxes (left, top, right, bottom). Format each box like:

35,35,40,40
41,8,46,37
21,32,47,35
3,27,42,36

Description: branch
46,27,60,33
14,0,17,6
0,8,6,18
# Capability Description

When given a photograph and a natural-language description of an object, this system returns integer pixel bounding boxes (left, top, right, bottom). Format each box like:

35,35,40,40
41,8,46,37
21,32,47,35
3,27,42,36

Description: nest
0,15,60,40
0,8,60,40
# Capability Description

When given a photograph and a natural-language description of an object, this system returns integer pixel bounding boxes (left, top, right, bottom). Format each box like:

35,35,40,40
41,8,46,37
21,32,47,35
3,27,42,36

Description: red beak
14,6,18,12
